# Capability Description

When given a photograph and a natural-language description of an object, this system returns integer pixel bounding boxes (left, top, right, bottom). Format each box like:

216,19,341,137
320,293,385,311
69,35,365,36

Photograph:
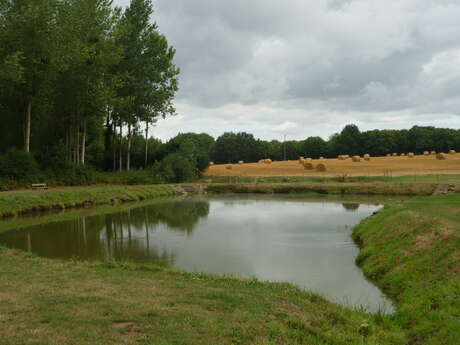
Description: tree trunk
119,122,123,172
126,123,132,172
24,101,32,153
144,121,149,168
112,122,117,171
81,119,86,165
76,123,80,165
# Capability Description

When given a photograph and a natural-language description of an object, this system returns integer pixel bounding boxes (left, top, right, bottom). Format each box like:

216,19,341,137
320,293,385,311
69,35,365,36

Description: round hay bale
449,150,456,155
316,163,327,172
431,151,436,155
400,153,405,156
363,154,371,161
226,164,233,170
302,162,315,170
408,152,415,158
209,162,214,166
238,160,244,164
264,159,272,164
338,155,349,160
319,156,324,159
423,151,429,156
352,156,361,162
386,154,391,157
258,159,264,163
298,157,305,164
436,153,447,160
392,153,398,156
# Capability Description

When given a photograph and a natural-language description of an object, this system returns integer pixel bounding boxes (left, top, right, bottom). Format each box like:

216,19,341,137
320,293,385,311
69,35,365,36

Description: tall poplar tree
116,0,179,171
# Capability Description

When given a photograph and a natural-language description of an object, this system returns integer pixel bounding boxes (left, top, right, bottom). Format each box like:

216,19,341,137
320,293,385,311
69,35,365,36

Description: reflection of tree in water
144,200,210,234
103,211,176,266
0,200,210,267
101,200,210,265
342,203,360,212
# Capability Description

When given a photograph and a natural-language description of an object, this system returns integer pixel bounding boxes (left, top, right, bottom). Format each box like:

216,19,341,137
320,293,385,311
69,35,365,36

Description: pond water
0,195,394,313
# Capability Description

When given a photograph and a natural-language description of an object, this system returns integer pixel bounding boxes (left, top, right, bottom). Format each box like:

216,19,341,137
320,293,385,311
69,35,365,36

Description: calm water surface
0,195,393,313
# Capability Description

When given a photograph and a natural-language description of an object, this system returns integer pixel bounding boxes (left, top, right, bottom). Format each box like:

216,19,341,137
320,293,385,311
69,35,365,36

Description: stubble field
205,153,460,178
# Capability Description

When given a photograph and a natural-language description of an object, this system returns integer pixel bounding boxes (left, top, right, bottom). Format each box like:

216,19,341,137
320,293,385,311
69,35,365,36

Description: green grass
205,182,439,196
0,247,406,345
0,185,179,218
203,174,460,185
353,193,460,345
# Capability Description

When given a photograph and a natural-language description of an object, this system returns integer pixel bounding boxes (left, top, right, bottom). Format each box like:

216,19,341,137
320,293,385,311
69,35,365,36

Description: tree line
0,0,178,172
209,125,460,164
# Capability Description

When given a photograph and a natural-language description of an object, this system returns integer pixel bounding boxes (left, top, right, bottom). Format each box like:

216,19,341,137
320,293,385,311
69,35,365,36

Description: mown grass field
205,153,460,178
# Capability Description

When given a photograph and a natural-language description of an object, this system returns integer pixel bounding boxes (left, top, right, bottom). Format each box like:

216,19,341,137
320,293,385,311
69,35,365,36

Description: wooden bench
31,183,48,190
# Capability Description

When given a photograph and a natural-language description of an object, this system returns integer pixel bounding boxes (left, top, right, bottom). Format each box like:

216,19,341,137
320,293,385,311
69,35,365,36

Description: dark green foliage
0,148,40,180
152,153,196,183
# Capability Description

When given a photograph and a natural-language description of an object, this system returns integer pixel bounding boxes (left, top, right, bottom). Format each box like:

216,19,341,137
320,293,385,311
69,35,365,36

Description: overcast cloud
113,0,460,141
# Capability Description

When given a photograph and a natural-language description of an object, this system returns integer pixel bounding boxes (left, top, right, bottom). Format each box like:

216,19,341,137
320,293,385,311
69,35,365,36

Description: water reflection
342,203,360,212
0,196,393,313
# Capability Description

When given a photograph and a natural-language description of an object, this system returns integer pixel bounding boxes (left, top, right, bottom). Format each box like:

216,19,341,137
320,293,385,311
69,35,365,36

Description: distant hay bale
423,151,429,156
338,155,349,160
238,161,244,164
386,154,391,157
400,153,405,156
364,154,371,161
316,163,327,172
449,150,456,155
258,159,264,163
209,162,214,166
226,164,233,170
302,161,315,170
436,153,447,160
298,157,305,164
392,153,398,156
264,159,272,164
408,152,415,158
319,156,324,160
431,151,436,155
352,156,361,162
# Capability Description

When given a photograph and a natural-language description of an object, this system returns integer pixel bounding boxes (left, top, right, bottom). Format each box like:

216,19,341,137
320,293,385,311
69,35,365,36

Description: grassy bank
204,174,460,185
0,185,179,218
353,194,460,345
205,182,439,196
0,247,406,345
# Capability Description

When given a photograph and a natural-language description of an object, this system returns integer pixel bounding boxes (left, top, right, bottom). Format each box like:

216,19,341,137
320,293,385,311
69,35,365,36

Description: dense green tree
211,132,258,164
302,137,327,158
114,0,179,171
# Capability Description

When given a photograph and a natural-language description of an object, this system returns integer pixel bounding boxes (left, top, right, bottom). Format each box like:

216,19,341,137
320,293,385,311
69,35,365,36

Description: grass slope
206,182,438,196
0,185,179,218
353,194,460,345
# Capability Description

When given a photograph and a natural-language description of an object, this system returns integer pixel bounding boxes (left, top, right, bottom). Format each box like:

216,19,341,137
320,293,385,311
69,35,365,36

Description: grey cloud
113,0,460,140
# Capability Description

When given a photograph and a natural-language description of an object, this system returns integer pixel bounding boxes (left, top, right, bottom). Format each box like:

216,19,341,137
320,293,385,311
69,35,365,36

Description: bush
0,148,40,180
152,153,196,183
39,141,73,173
65,165,96,186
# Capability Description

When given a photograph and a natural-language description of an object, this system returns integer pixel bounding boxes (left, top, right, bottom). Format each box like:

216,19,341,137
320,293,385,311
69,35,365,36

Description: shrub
0,148,40,180
152,153,196,183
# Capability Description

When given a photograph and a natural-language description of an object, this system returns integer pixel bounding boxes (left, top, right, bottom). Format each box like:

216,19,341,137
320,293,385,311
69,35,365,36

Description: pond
0,194,395,313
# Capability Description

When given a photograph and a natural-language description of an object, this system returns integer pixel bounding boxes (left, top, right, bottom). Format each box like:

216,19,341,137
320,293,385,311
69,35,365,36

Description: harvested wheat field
205,153,460,177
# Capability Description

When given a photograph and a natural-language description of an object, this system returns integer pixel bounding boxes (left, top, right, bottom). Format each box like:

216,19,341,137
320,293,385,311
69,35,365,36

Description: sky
113,0,460,141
